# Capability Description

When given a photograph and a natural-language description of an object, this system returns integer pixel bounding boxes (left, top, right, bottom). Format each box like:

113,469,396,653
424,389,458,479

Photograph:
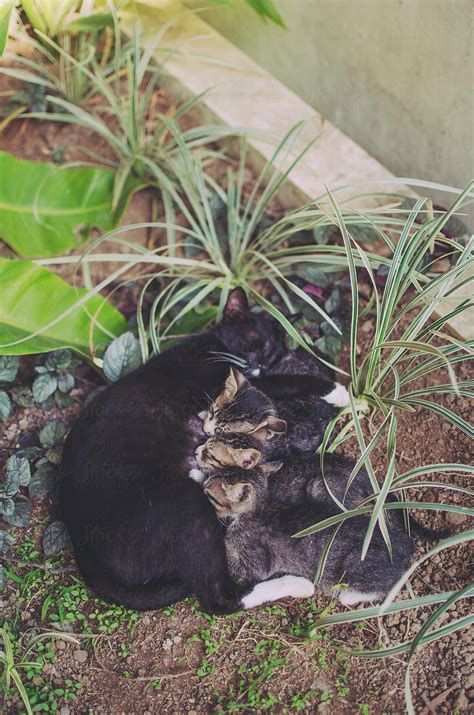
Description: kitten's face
200,367,286,439
204,476,256,518
214,288,287,374
204,463,282,517
195,434,262,473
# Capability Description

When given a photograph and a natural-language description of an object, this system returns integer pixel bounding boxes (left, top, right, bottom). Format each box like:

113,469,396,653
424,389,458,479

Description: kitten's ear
204,480,222,501
221,367,248,402
224,288,249,321
198,410,208,421
249,416,287,442
224,482,254,504
266,416,287,436
259,461,283,477
237,448,262,470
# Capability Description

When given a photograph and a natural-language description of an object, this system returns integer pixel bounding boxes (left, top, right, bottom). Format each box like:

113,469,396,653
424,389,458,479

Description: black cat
60,290,340,613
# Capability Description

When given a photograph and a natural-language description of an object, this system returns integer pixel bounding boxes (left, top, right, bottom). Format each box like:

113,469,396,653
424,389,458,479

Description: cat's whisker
208,351,248,369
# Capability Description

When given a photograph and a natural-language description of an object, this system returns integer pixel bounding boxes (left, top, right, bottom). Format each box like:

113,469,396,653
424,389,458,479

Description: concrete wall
186,0,473,214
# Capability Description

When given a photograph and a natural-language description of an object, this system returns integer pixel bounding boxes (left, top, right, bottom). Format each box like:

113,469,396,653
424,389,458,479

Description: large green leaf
0,1,15,57
0,152,138,258
0,258,127,356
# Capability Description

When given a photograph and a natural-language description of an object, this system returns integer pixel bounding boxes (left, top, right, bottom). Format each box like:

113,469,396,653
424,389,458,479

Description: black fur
61,290,332,613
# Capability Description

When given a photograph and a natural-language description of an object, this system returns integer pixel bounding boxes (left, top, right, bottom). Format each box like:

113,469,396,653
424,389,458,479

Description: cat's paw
323,382,349,407
338,589,381,606
188,468,205,483
242,575,314,609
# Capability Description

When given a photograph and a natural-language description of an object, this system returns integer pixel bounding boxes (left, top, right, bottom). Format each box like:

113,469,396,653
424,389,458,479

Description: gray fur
204,461,414,603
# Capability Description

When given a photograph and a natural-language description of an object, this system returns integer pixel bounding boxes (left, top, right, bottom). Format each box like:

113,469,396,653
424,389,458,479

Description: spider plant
0,5,115,106
10,8,246,211
37,120,417,369
301,181,474,543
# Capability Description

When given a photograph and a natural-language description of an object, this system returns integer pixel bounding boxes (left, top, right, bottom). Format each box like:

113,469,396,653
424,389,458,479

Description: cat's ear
259,461,283,477
266,416,287,437
230,366,249,391
237,448,262,470
198,410,208,421
220,367,248,403
248,416,287,442
223,482,254,504
223,288,249,321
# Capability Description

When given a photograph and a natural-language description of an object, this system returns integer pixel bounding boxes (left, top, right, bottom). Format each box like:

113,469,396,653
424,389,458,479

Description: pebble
162,638,173,651
446,512,468,525
56,640,66,650
311,678,331,692
455,689,469,710
73,649,88,663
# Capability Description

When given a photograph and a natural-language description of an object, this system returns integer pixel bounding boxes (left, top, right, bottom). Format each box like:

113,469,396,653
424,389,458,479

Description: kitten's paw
189,468,205,483
242,575,314,609
323,382,349,407
338,589,381,606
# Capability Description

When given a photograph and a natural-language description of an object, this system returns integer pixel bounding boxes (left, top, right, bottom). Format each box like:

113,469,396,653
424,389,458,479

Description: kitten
61,291,315,614
197,435,374,511
198,366,341,460
198,367,286,439
204,464,414,606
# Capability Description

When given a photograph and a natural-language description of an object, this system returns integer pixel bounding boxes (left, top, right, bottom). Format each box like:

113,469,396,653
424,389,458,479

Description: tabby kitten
197,436,374,511
204,464,414,606
199,366,342,460
198,367,286,439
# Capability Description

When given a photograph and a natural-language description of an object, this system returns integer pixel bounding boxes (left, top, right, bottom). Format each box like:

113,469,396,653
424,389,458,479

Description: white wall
187,0,473,217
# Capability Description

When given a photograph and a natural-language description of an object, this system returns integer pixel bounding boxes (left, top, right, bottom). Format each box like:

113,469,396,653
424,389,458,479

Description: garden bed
1,312,471,714
1,39,472,715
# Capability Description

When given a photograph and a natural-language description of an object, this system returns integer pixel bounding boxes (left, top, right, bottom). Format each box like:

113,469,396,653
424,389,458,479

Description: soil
1,70,473,715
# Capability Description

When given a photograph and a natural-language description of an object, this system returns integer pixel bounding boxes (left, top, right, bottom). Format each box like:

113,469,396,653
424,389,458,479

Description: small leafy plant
32,348,78,407
0,355,20,422
0,454,31,528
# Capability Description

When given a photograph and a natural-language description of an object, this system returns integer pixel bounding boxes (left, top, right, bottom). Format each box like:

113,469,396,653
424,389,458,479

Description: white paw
242,575,314,609
323,383,349,407
189,468,205,483
338,589,380,606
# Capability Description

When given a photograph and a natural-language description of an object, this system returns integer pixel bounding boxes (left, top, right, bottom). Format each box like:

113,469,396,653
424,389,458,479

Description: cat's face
195,433,262,472
214,288,287,374
199,367,286,439
204,463,282,517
